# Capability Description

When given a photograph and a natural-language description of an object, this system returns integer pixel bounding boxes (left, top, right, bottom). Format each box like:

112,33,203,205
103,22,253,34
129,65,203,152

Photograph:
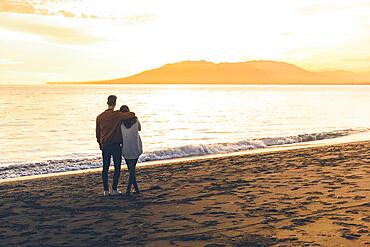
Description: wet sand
1,141,370,246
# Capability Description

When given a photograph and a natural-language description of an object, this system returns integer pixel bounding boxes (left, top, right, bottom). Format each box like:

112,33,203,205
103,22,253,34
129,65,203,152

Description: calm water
0,84,370,177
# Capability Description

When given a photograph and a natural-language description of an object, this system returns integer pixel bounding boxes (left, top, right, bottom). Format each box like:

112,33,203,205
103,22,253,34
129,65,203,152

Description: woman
120,105,143,195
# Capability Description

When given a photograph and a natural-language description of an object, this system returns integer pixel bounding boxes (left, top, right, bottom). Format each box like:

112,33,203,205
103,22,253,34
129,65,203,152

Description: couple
96,95,143,196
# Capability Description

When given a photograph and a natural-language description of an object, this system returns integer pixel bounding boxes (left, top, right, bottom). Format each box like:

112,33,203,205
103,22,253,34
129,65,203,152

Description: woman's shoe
111,190,122,196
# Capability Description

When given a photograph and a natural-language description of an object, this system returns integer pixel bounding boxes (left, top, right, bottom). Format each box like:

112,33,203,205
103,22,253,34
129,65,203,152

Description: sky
0,0,370,84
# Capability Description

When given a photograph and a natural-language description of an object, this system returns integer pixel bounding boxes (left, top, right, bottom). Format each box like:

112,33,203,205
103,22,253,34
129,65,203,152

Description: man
96,95,135,196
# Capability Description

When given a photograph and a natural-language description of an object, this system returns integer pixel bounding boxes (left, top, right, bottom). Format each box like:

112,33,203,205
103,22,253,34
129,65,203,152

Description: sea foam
0,128,368,179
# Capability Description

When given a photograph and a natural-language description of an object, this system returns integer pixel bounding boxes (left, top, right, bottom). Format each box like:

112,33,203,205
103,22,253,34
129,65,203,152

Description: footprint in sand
204,244,226,247
340,230,361,240
352,195,366,200
361,216,370,222
201,220,219,227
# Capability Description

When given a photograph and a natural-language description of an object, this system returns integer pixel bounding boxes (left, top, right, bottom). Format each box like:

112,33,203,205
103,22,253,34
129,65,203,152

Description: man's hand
96,116,101,149
118,111,135,121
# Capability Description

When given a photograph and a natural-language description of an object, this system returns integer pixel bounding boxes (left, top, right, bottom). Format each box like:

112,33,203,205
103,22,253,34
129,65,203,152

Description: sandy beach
1,141,370,246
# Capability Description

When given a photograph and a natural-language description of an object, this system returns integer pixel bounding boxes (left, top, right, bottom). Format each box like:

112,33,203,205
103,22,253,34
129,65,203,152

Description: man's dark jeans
102,143,122,191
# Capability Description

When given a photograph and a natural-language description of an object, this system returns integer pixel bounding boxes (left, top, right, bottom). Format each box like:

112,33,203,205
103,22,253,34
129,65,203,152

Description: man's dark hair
107,95,117,106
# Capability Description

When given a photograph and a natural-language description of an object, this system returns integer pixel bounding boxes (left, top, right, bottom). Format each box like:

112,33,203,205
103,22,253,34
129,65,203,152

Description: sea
1,84,370,179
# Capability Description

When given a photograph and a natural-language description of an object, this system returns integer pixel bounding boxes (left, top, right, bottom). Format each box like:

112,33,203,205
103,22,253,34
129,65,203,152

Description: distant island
48,60,370,85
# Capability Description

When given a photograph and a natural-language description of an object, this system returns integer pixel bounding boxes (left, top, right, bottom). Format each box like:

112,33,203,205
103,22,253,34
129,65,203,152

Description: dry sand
0,141,370,246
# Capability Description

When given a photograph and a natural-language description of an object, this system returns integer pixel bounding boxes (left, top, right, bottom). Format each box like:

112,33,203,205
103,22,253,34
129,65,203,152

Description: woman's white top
120,120,143,159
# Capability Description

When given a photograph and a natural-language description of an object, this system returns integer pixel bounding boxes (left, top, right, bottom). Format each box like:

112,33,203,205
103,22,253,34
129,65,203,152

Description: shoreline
2,131,370,183
1,140,369,246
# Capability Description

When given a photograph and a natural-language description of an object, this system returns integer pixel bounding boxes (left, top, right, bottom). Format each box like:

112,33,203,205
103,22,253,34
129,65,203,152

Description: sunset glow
1,0,370,83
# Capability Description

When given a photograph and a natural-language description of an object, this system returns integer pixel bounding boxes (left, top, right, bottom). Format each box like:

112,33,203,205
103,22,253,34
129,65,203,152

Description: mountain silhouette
49,60,370,84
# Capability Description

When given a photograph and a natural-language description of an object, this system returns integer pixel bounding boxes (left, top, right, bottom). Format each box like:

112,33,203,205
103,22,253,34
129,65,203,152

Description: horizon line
2,59,370,85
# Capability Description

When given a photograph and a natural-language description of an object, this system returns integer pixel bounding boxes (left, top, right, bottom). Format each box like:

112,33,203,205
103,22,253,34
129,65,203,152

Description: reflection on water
0,84,369,166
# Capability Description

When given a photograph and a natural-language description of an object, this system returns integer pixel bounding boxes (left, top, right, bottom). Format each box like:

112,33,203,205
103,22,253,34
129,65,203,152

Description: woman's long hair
120,105,138,128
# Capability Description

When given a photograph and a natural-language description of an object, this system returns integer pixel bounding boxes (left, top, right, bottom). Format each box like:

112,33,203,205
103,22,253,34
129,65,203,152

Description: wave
139,128,369,161
0,128,368,179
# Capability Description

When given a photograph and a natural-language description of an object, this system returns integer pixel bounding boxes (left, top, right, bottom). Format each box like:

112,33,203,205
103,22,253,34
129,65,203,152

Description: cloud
0,0,153,22
0,0,36,14
298,3,345,16
0,0,98,19
298,1,370,16
123,14,154,24
0,58,23,65
340,57,370,62
0,13,103,46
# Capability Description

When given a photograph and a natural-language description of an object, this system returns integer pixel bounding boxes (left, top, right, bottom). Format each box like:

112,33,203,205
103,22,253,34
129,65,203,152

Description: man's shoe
111,190,122,196
103,191,110,197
